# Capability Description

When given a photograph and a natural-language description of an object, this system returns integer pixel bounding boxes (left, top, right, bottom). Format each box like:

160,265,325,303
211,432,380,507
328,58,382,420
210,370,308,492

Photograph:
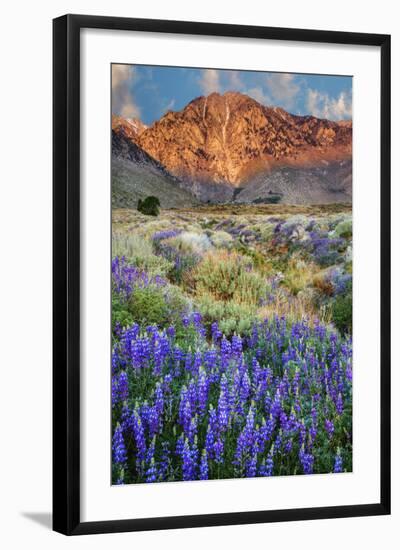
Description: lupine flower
112,424,127,465
197,369,209,414
182,438,196,481
118,370,129,402
112,307,352,483
145,458,158,483
325,419,335,439
299,447,314,474
199,449,209,480
132,410,146,465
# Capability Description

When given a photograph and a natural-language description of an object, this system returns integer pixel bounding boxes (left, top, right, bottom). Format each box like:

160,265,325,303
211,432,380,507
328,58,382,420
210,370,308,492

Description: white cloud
199,69,221,95
112,64,141,119
226,70,244,90
307,89,352,120
264,73,300,109
246,86,271,105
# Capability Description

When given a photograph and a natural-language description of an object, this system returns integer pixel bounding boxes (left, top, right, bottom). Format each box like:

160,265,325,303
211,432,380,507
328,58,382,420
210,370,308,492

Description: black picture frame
53,14,391,535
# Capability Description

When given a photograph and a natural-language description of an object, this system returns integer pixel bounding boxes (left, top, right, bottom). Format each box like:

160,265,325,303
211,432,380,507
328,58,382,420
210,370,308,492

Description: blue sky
112,64,352,126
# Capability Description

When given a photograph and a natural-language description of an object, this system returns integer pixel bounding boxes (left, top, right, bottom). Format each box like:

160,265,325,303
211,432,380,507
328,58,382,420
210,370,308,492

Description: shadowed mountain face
111,127,199,209
112,91,352,205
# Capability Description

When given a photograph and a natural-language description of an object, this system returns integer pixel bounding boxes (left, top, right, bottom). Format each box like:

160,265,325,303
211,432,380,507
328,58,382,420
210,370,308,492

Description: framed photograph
53,14,391,535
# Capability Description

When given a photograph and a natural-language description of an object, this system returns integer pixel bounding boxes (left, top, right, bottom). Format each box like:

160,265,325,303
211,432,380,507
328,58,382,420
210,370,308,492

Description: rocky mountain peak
135,91,351,186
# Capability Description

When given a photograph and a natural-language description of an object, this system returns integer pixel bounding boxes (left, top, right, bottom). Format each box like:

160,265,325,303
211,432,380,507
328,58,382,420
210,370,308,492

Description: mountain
111,127,199,209
234,159,352,205
112,115,148,141
135,91,352,203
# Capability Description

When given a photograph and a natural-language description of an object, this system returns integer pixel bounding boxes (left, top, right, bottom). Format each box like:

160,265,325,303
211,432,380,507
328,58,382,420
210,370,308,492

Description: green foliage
191,251,268,305
197,295,257,336
128,286,169,326
112,295,134,330
112,233,173,276
331,293,352,335
137,196,161,216
127,285,189,329
333,219,352,239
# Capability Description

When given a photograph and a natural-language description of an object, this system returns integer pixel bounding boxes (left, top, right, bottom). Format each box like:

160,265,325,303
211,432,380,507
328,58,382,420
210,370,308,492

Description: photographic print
111,64,353,486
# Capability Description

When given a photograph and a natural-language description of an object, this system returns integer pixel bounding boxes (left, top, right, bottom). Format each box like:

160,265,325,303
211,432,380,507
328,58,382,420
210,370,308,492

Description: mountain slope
111,130,199,209
234,160,352,205
137,91,352,200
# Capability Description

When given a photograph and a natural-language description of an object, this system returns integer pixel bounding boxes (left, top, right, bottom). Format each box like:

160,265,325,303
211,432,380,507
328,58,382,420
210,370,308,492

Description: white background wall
0,0,398,547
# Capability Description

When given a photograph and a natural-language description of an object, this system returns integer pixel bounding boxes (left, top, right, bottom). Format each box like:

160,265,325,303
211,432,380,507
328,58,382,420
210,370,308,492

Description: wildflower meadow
111,204,352,484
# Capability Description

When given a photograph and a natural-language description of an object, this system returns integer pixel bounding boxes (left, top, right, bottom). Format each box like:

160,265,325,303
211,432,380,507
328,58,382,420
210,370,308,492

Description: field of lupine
112,204,352,484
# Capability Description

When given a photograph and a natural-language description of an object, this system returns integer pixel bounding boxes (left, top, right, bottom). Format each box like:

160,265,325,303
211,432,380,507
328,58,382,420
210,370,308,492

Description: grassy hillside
112,158,199,209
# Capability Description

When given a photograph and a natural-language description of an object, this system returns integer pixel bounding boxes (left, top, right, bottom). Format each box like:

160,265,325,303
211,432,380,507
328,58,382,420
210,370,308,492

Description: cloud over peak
307,89,352,121
112,64,141,119
199,69,221,95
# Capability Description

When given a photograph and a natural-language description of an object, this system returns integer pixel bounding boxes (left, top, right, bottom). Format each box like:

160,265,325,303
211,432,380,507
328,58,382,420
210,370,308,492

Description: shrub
112,234,173,276
196,294,257,335
333,219,352,239
127,286,170,326
282,258,316,296
190,251,268,305
331,293,352,334
176,232,212,254
153,235,202,284
137,196,160,216
209,230,234,248
127,284,189,329
112,295,134,329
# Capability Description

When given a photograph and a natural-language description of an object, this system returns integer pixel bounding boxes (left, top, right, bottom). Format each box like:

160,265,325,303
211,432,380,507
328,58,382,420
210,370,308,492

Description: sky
112,64,352,126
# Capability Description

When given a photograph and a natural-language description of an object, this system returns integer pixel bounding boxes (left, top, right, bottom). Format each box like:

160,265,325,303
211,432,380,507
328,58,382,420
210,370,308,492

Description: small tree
137,196,160,216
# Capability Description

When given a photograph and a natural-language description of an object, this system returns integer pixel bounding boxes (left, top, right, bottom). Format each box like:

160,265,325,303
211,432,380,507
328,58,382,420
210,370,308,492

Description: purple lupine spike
188,415,198,443
214,436,224,464
240,371,251,402
152,340,163,376
182,399,192,435
132,410,146,465
112,375,119,408
175,434,185,457
167,325,175,339
299,446,314,474
232,335,243,356
218,374,230,431
199,449,209,480
182,438,195,481
112,424,127,465
145,458,158,483
184,352,192,373
325,419,335,439
118,370,129,402
146,437,156,464
336,393,344,415
333,451,343,473
284,438,293,454
197,369,209,415
188,379,198,411
112,347,120,374
220,337,232,371
159,441,170,481
193,351,202,376
245,453,257,478
211,321,222,343
270,388,282,419
205,424,214,460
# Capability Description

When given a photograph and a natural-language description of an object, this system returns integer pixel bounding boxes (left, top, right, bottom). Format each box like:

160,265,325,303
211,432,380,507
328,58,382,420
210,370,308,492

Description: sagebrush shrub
331,293,352,335
190,251,268,305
